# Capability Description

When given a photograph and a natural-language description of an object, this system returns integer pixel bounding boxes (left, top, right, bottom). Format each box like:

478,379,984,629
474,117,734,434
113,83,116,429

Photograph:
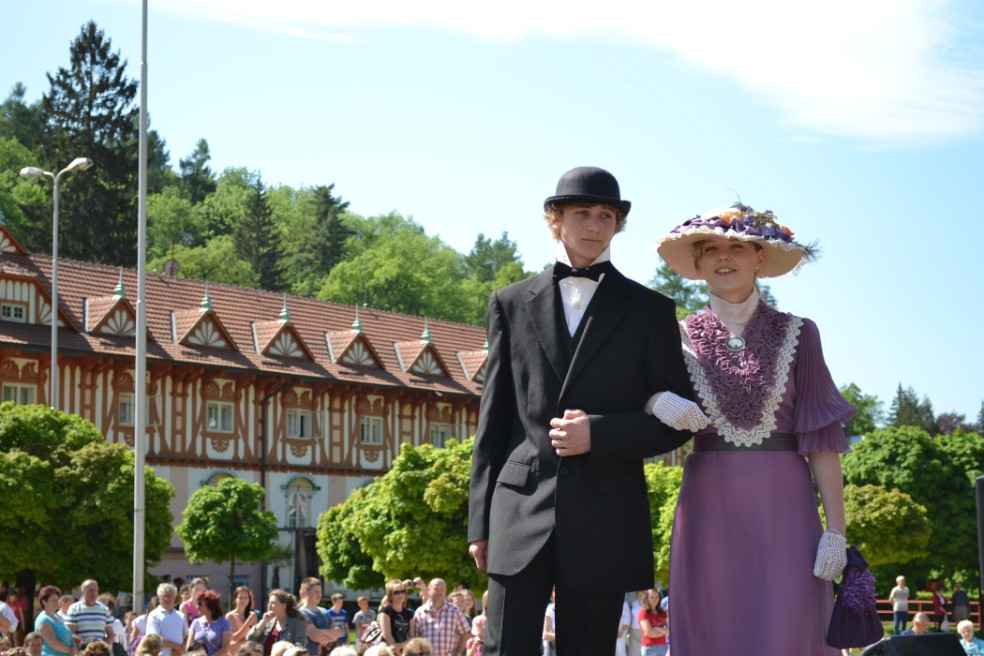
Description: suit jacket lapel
526,269,569,385
560,268,632,398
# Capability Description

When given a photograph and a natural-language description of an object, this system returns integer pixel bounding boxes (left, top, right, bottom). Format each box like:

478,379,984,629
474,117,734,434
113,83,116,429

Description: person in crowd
233,643,262,656
9,589,27,646
22,633,42,656
1,595,17,645
0,637,13,653
637,588,667,656
468,166,692,656
400,639,432,656
6,648,29,656
902,613,930,636
541,590,555,656
267,642,293,656
932,582,948,631
296,580,343,655
185,591,230,656
97,595,125,652
225,589,257,652
952,583,971,623
889,576,910,636
135,635,163,656
57,600,75,625
147,583,187,656
626,591,644,656
363,645,395,656
465,593,487,656
350,599,375,640
410,581,468,656
246,591,306,656
66,581,115,643
451,591,476,627
957,620,984,655
615,599,630,656
378,581,413,656
130,598,159,656
180,583,206,629
324,598,346,647
79,640,110,656
122,615,136,655
326,647,355,656
35,587,77,656
650,204,854,656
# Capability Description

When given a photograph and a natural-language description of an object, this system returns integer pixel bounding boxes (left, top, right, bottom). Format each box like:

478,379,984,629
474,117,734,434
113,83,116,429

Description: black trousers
483,534,623,656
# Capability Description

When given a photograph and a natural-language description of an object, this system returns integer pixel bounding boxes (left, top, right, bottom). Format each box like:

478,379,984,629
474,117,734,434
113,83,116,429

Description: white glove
644,392,710,432
813,529,847,580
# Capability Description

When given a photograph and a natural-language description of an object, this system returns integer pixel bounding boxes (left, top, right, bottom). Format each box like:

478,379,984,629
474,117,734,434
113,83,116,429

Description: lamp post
19,157,93,409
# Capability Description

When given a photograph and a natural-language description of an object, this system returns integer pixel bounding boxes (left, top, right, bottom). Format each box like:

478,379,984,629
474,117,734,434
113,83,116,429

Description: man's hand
469,540,489,571
549,409,591,456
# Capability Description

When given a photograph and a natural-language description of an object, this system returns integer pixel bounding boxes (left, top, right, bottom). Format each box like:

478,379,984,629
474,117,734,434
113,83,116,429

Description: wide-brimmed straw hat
655,203,817,280
544,166,631,217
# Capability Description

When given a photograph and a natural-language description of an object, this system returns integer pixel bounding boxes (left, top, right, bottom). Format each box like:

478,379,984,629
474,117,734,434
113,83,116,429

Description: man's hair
298,578,321,595
23,633,42,644
330,593,344,602
156,583,177,598
544,202,627,240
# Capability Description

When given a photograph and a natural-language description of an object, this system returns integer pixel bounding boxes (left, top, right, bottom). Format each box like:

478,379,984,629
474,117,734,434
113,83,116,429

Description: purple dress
668,303,854,656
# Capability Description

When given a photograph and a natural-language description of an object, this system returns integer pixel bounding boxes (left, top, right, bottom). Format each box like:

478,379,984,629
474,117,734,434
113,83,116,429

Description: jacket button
559,466,568,476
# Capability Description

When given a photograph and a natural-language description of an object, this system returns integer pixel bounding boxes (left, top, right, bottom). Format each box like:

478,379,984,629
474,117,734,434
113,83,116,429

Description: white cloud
153,0,984,142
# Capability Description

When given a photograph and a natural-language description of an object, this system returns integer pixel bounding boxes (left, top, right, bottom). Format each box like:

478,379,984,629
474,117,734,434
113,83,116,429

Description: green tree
839,383,884,437
0,83,44,149
235,176,284,290
176,477,279,593
887,384,936,434
649,263,708,319
842,484,930,568
148,236,259,288
978,401,984,433
842,425,984,583
0,136,38,236
646,462,683,585
31,20,139,265
283,184,351,297
0,403,174,589
316,439,484,590
147,186,207,259
465,232,523,283
178,138,217,204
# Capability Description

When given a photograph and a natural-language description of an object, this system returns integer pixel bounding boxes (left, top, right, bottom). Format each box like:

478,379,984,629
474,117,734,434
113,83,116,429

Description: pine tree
285,184,350,296
34,21,139,265
887,384,937,435
179,138,217,204
234,176,283,291
0,83,44,150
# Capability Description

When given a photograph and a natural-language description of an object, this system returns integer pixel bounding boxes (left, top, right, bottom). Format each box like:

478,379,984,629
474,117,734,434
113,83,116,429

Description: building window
286,409,312,439
286,478,316,529
1,303,26,324
206,401,234,433
2,383,36,405
360,416,383,445
430,423,452,448
119,393,135,426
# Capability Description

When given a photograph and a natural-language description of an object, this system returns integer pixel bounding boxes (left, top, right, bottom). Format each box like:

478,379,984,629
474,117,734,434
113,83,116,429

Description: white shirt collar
555,243,611,267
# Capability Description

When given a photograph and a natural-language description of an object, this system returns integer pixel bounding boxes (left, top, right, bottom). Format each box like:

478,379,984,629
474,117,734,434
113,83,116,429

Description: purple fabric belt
693,433,798,452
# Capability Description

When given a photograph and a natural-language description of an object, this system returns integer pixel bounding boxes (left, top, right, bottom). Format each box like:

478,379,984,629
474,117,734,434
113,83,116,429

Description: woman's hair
327,648,358,656
80,641,111,656
198,590,224,621
269,641,296,656
267,590,302,619
544,202,627,240
957,620,975,634
232,586,254,616
39,585,62,604
136,634,164,656
98,593,117,613
383,580,405,608
641,588,665,615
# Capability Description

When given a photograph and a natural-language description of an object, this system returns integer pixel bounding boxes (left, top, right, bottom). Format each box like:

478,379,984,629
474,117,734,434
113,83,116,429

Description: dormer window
1,303,26,324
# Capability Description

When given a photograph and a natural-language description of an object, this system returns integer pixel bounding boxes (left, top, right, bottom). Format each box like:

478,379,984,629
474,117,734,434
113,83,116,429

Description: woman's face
237,591,251,608
647,590,661,607
268,596,285,615
696,237,764,301
959,623,975,641
193,584,205,601
42,594,59,612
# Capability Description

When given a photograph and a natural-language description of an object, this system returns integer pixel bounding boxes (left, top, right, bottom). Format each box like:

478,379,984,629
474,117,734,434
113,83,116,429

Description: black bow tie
553,261,612,283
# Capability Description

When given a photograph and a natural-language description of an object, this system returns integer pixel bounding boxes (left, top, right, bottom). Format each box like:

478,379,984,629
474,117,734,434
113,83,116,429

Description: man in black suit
468,167,695,656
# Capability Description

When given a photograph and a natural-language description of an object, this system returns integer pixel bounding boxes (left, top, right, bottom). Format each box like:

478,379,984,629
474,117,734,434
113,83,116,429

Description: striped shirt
66,601,113,639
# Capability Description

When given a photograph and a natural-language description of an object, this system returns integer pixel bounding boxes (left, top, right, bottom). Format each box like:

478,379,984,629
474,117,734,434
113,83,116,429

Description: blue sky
3,0,983,424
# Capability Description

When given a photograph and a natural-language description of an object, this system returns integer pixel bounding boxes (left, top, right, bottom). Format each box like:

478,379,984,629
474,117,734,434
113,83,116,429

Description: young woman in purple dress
646,204,855,656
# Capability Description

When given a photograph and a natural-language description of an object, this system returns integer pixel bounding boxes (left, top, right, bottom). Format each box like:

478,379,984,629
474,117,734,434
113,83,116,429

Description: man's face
82,582,98,605
555,204,618,268
913,618,928,634
332,595,343,610
306,585,322,605
428,580,446,606
26,638,43,656
158,590,176,611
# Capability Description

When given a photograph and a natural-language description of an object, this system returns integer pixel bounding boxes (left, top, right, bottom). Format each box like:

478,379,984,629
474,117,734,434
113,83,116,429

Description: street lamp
19,157,94,409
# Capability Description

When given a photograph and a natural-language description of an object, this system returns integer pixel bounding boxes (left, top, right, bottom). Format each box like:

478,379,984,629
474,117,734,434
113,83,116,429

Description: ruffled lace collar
708,288,759,336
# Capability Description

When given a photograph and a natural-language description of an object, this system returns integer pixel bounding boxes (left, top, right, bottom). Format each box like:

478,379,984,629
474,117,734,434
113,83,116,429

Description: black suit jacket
468,266,693,593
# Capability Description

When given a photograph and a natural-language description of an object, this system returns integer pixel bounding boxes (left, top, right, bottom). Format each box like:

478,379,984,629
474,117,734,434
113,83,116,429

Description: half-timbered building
0,221,486,597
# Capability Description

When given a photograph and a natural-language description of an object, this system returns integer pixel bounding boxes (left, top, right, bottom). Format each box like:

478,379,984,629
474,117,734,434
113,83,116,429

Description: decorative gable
173,309,237,350
0,223,28,255
393,341,450,377
87,297,152,339
253,321,313,359
326,331,382,368
456,350,488,383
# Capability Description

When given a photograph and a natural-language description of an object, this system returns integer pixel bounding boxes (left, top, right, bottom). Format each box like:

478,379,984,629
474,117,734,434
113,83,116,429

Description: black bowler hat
544,166,631,217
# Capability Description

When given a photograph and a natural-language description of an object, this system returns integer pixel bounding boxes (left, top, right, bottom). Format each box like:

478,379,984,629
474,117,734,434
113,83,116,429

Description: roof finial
420,317,431,344
200,279,213,311
351,304,363,334
279,292,291,323
113,267,127,299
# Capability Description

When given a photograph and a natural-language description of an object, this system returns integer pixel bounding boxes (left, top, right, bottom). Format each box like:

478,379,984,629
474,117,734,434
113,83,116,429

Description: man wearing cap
468,167,694,656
